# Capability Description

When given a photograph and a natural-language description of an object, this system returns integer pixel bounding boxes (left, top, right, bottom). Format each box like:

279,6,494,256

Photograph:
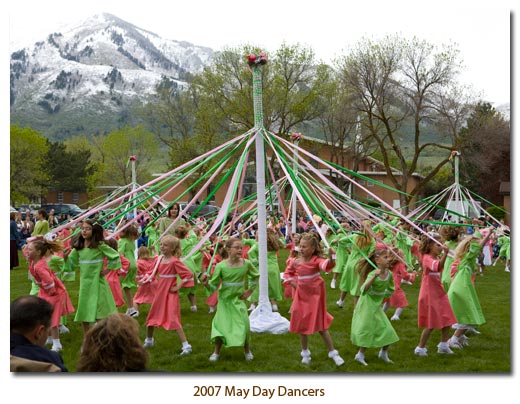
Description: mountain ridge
10,13,214,139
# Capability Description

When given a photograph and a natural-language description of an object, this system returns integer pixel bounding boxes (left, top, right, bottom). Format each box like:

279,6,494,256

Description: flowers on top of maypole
247,52,268,67
290,132,302,143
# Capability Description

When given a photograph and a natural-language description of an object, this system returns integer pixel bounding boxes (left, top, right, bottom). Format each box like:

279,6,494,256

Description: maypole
290,133,302,236
130,155,139,259
247,52,289,334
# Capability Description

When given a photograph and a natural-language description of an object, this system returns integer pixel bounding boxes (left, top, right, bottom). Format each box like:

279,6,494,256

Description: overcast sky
6,0,513,105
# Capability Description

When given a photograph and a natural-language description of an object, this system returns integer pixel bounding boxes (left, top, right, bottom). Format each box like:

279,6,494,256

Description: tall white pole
130,155,138,259
248,54,289,334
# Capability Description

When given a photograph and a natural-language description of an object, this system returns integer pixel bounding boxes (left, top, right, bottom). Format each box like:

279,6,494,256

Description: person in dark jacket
10,295,68,372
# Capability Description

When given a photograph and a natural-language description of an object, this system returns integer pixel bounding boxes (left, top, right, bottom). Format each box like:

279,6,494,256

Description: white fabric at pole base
249,302,290,334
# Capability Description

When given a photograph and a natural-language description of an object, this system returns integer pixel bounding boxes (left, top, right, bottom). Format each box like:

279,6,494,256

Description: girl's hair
419,233,443,255
73,220,105,250
120,222,139,239
440,225,462,241
76,313,148,372
137,245,150,259
241,232,250,240
104,237,118,250
30,238,64,256
174,225,189,239
266,228,283,251
161,235,182,258
453,236,480,261
300,233,324,257
355,220,374,249
37,209,49,220
357,248,388,285
222,237,242,260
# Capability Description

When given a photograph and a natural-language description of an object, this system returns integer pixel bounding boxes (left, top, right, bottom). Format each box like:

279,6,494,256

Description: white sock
182,341,191,348
394,307,403,317
382,302,389,312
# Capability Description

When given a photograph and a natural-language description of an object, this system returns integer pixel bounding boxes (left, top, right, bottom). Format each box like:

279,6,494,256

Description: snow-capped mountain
10,13,214,139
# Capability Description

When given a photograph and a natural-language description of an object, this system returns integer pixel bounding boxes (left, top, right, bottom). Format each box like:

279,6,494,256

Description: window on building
57,192,63,203
72,192,79,204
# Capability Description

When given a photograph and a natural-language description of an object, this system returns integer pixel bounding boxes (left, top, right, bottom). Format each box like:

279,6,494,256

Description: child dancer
26,237,75,352
133,246,159,314
329,222,352,289
117,223,140,317
383,248,417,321
200,238,259,361
174,224,200,312
283,233,344,366
447,228,494,348
143,235,195,355
414,233,457,356
351,248,399,365
67,220,121,340
337,220,375,308
202,242,224,314
440,225,462,291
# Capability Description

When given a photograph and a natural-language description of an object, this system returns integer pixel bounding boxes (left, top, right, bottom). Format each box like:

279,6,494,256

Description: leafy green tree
458,102,510,204
96,126,159,186
10,124,49,205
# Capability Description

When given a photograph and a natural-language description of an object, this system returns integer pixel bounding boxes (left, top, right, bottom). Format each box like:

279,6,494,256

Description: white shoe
505,267,510,272
190,305,197,313
354,352,368,366
58,324,70,334
414,346,428,356
248,304,256,312
126,308,139,317
180,344,192,355
301,349,311,364
390,315,400,321
437,342,454,354
336,299,343,308
330,279,336,289
459,335,470,346
271,304,278,312
51,342,63,352
45,336,53,345
209,353,219,362
328,350,345,366
143,338,155,348
378,349,393,363
448,336,462,349
244,352,254,361
466,326,481,335
209,306,215,313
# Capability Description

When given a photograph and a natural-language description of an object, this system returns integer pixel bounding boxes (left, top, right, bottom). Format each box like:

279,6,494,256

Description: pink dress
145,257,195,330
417,254,457,329
134,257,159,305
283,255,334,334
30,257,75,327
105,254,129,307
387,261,415,308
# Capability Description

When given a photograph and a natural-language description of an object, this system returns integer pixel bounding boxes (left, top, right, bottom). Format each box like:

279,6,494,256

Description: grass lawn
10,249,511,373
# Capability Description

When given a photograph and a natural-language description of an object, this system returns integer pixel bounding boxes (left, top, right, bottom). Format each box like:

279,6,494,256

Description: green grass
10,249,511,373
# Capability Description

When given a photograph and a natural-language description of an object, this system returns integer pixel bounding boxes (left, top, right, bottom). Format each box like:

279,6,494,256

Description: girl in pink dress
104,237,130,308
383,248,417,321
133,246,158,312
143,235,195,355
25,237,75,352
414,233,457,356
283,233,344,366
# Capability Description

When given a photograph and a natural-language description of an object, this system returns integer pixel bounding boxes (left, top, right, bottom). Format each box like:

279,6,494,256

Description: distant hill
10,13,214,140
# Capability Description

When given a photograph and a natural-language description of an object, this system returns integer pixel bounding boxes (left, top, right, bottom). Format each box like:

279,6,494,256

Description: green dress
351,270,399,348
394,230,416,271
246,240,283,302
442,239,459,291
339,237,375,296
208,259,259,347
497,235,510,260
447,241,485,326
331,233,353,275
158,216,186,236
67,243,121,322
118,237,138,289
179,230,199,297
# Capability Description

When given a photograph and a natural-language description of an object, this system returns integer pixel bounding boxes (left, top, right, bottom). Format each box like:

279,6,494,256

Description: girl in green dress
201,238,259,362
351,248,399,366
